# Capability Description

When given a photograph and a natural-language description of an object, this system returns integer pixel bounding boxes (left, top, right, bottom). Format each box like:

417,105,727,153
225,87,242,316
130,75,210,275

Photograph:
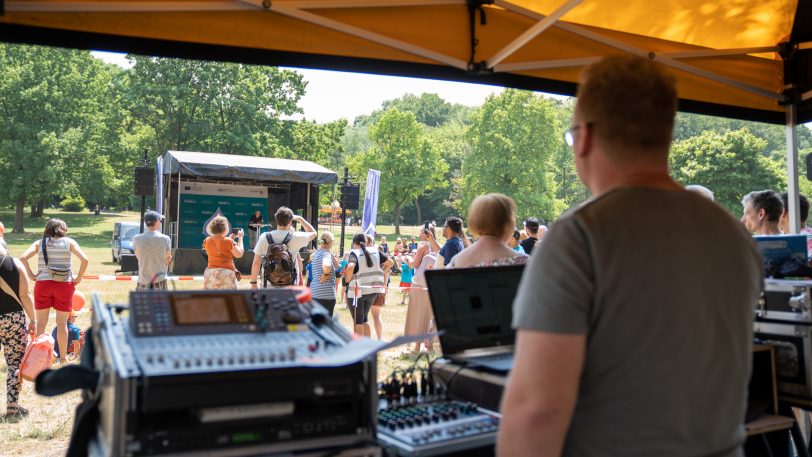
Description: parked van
112,221,141,263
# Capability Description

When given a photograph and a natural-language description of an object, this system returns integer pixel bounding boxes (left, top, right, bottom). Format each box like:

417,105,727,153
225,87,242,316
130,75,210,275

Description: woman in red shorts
20,219,89,362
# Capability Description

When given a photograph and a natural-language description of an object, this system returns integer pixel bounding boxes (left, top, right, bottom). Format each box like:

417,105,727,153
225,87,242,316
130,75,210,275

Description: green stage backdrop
178,182,267,250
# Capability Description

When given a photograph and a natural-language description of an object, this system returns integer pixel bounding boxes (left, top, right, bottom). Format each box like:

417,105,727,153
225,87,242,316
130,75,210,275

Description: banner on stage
177,182,267,249
362,169,381,237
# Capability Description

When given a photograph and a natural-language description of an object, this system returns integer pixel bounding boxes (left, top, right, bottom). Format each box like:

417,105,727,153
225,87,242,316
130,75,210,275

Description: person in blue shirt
427,216,469,267
399,261,413,304
508,229,526,254
305,258,314,287
52,312,82,360
336,255,349,303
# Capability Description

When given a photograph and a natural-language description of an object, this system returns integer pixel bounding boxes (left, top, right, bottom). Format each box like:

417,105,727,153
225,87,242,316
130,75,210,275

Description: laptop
425,264,525,372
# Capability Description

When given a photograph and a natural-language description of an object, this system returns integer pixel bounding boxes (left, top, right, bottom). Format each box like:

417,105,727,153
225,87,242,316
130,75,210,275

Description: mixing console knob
279,353,286,362
288,347,296,359
269,353,275,362
173,360,180,369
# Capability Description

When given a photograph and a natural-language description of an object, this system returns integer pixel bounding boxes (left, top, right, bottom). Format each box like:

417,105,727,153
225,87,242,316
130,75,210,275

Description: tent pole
786,102,801,234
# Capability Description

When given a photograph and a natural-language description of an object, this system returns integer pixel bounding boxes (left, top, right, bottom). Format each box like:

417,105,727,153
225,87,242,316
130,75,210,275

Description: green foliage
349,108,448,233
356,93,475,128
124,56,307,157
670,128,786,214
547,98,588,211
461,89,564,223
675,112,812,155
278,119,347,168
0,43,119,231
60,195,87,212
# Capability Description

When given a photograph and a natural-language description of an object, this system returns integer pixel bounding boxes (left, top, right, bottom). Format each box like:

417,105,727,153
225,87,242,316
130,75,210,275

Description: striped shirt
37,237,73,282
310,249,336,300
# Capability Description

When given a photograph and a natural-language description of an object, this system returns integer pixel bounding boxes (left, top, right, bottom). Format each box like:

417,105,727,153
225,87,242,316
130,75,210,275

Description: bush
60,195,87,212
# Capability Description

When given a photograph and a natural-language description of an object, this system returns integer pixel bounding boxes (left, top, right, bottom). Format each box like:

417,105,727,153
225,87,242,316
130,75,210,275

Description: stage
159,151,337,275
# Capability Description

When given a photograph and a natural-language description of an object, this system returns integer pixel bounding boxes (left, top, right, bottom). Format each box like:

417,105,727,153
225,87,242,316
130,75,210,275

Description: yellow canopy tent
0,0,810,223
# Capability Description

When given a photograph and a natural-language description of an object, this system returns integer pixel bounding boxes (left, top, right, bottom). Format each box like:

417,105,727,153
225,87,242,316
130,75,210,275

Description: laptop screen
425,264,525,356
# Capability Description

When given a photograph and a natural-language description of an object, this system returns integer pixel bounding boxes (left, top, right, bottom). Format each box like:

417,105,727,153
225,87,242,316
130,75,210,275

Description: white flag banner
362,169,381,237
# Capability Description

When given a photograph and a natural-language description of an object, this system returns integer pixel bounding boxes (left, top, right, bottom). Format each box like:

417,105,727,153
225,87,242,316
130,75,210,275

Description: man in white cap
133,211,172,290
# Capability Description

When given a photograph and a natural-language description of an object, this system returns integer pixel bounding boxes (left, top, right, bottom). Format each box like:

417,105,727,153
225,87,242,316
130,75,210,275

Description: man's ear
758,208,766,221
574,124,593,159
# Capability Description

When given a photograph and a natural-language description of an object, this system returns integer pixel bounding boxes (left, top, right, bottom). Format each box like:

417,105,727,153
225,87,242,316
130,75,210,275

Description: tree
548,98,588,212
357,93,475,128
670,128,786,214
349,108,447,234
278,119,347,168
124,56,306,157
675,112,812,155
0,44,119,231
461,89,564,223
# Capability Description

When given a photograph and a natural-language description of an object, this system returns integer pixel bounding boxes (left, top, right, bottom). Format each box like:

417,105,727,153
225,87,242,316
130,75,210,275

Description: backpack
20,334,55,382
263,232,297,287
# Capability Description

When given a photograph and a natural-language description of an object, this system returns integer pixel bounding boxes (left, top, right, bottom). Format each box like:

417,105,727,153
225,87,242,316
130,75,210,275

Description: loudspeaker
341,183,361,210
134,167,155,196
119,254,139,274
806,153,812,181
289,183,308,211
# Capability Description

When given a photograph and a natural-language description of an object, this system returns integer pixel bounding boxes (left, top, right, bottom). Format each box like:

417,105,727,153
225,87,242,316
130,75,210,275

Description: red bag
20,334,55,382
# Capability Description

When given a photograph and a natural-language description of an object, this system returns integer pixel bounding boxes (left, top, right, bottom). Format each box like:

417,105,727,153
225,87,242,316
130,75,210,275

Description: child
336,254,349,304
399,261,413,305
52,312,84,362
305,258,314,287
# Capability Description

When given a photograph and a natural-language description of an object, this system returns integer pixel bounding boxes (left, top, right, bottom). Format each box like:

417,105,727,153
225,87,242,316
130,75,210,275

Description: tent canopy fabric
0,1,810,124
162,150,338,184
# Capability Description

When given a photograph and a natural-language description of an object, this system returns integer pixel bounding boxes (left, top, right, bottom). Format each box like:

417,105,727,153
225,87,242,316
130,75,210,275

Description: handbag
42,238,71,281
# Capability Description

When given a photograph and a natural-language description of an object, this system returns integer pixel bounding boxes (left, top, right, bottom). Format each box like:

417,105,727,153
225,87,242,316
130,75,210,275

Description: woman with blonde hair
20,218,89,363
202,216,244,289
310,231,339,316
447,193,528,268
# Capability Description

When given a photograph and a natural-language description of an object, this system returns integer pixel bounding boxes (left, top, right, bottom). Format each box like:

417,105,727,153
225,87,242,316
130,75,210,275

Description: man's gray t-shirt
133,230,171,285
513,188,762,457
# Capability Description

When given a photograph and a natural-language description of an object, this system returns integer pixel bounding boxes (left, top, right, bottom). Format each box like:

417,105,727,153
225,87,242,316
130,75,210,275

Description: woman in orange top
202,216,244,289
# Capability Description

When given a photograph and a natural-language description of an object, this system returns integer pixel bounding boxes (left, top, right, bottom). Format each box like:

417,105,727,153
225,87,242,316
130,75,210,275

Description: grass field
0,209,438,455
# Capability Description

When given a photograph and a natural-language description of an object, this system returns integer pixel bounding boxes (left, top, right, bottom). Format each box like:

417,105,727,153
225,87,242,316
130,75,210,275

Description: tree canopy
3,43,811,234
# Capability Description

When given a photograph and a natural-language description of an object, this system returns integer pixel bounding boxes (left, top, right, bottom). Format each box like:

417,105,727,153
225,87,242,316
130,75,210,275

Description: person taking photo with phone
202,216,244,290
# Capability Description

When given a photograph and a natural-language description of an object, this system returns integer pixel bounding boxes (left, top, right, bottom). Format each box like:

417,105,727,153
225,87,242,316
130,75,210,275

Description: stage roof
0,0,811,124
162,151,338,185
